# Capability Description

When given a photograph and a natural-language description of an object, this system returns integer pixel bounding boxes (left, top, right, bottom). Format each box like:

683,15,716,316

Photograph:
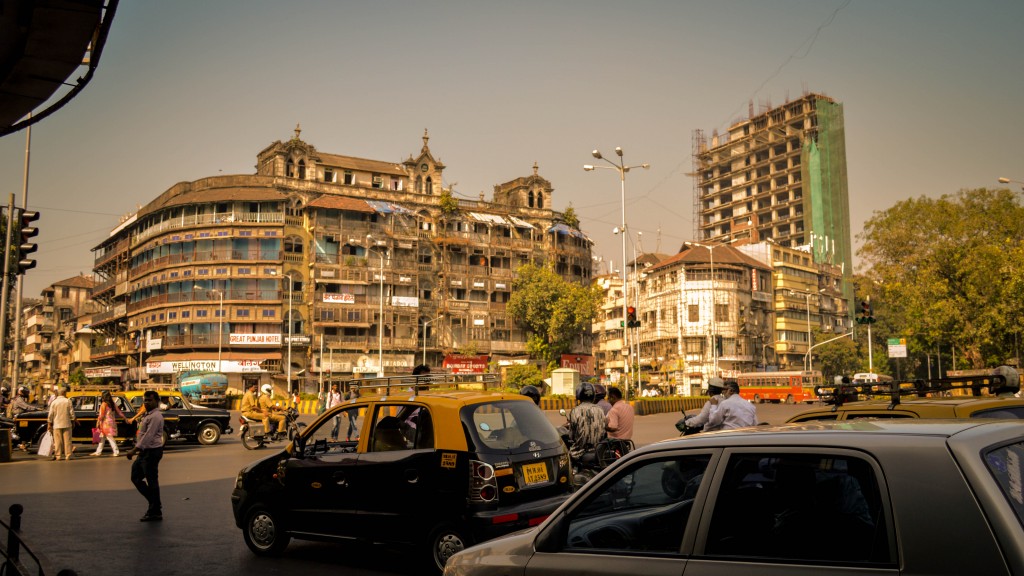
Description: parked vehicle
231,373,572,573
446,419,1024,575
125,389,232,445
177,372,228,407
238,406,303,449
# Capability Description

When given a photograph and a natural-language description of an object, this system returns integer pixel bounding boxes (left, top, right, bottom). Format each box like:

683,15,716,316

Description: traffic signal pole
0,194,14,378
12,120,31,392
867,296,873,372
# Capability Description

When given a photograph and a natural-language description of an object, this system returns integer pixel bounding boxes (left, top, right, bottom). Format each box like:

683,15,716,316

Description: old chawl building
88,128,592,393
19,274,99,394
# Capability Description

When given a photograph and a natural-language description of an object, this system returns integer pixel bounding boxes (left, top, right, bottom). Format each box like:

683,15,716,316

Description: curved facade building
89,130,593,392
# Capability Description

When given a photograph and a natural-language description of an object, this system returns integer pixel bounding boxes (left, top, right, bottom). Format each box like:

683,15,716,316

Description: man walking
325,383,344,440
46,386,74,460
126,390,164,522
706,380,758,430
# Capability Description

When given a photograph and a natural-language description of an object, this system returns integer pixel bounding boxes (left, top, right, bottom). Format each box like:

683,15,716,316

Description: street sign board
887,337,907,358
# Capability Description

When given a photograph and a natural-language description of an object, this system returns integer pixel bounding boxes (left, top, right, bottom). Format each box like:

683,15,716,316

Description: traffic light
856,299,876,324
626,306,639,328
16,209,39,274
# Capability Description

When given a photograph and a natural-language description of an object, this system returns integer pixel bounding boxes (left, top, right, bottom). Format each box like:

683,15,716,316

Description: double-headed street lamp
422,315,443,366
367,235,388,378
998,177,1024,192
584,147,649,397
684,238,737,377
196,285,224,372
789,287,827,372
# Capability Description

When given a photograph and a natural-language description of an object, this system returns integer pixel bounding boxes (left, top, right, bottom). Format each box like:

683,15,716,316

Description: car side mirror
292,435,306,459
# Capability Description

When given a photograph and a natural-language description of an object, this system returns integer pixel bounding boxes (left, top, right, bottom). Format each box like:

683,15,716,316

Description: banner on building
560,353,595,377
84,366,125,379
147,359,269,374
229,333,282,345
323,293,355,304
443,354,489,374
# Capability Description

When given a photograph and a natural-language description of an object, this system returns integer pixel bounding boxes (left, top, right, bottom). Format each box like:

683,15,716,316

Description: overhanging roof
0,0,119,136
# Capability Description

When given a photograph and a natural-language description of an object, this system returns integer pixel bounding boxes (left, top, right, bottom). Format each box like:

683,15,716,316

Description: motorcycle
558,408,633,488
239,407,305,450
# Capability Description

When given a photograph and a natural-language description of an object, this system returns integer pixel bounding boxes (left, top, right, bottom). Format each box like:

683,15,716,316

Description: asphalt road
0,402,811,576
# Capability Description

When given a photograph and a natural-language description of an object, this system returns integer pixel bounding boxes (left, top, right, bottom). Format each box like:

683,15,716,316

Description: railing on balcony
127,289,281,314
134,212,285,243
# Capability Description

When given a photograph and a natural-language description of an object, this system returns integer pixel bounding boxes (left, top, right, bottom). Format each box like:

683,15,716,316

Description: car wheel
197,422,221,445
161,430,170,446
426,523,469,573
242,506,290,556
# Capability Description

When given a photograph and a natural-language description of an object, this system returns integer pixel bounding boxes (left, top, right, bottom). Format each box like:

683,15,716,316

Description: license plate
522,462,549,485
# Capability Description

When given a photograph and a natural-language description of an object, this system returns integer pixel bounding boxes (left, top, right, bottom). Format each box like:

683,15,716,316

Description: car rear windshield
985,441,1024,528
462,400,562,453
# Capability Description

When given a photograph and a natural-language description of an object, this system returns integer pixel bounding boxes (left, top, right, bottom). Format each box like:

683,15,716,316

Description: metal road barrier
0,504,76,576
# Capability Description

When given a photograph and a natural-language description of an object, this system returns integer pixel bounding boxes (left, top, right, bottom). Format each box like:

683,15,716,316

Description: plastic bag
91,427,101,443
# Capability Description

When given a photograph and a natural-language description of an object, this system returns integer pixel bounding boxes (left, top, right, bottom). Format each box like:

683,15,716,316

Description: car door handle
404,469,419,485
332,471,348,487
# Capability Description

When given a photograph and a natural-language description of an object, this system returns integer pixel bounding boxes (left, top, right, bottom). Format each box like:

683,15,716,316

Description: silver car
446,419,1024,575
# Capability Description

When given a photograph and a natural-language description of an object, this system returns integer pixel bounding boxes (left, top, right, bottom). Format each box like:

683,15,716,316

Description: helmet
706,377,724,395
576,382,596,403
593,383,607,400
261,384,273,395
17,386,28,397
0,386,8,396
519,385,541,405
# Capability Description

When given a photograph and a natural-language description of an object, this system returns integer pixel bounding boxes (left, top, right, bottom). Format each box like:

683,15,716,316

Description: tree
504,363,544,391
438,189,459,216
811,328,860,382
506,264,601,367
562,205,580,229
858,188,1024,370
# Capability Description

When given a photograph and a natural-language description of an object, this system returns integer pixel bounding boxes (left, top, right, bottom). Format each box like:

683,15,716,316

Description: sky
1,0,1022,296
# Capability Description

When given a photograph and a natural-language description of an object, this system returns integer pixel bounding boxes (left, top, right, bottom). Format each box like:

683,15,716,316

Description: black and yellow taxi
231,374,572,573
788,366,1024,423
13,387,180,449
123,389,232,445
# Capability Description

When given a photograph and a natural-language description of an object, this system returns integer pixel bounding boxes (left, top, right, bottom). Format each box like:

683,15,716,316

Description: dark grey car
446,419,1024,575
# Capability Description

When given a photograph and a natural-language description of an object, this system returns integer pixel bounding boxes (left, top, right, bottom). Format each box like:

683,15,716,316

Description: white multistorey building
636,244,773,395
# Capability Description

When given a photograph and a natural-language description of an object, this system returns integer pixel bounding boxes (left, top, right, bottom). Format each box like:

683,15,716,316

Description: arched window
528,191,535,208
284,236,303,255
537,192,544,209
298,160,306,179
425,176,433,195
286,159,295,178
416,175,423,194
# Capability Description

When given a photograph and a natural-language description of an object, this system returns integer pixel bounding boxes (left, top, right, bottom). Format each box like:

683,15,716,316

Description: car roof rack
816,365,1020,409
73,384,122,392
338,373,502,397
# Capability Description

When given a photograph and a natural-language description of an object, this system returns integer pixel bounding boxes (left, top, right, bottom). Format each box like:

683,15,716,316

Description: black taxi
231,374,572,573
13,388,179,449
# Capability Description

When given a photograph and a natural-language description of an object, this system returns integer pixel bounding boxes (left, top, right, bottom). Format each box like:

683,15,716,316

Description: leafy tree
810,328,860,382
438,189,459,216
562,205,580,229
504,363,544,391
68,367,89,388
858,188,1024,370
507,264,601,367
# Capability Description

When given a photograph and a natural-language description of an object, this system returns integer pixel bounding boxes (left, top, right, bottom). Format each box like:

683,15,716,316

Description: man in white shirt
706,380,758,430
46,386,75,460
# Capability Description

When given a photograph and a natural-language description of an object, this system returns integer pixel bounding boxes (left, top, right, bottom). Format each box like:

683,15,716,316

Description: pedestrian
46,386,75,461
91,390,126,457
706,380,758,430
677,377,725,433
345,385,361,440
325,383,344,440
125,390,164,522
605,386,635,441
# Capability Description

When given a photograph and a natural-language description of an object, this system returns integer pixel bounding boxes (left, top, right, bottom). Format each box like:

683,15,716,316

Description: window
61,286,70,298
343,171,354,185
262,309,276,318
705,452,890,564
196,310,208,318
372,174,383,189
715,303,728,323
986,441,1024,527
236,309,250,318
562,455,711,554
688,304,700,322
298,405,364,458
324,168,335,183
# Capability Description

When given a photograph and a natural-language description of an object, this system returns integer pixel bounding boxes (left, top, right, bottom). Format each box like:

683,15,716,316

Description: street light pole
789,288,826,372
216,289,223,372
367,235,386,378
585,147,649,399
684,239,737,378
422,315,443,366
287,277,293,395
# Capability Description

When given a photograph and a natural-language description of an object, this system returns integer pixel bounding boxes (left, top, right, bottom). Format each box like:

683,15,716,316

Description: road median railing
1,503,76,576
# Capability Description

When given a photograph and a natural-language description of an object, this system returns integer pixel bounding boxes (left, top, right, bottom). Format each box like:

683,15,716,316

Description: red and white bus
735,370,823,404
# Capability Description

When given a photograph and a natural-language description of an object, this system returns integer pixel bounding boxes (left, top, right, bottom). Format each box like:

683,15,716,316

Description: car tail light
469,459,498,503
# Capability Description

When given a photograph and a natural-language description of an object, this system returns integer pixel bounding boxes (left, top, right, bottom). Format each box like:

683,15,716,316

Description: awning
506,215,534,229
547,223,589,241
468,212,508,225
146,351,282,363
365,200,414,215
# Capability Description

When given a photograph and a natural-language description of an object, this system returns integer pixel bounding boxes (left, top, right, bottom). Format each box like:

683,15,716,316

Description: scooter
239,407,305,450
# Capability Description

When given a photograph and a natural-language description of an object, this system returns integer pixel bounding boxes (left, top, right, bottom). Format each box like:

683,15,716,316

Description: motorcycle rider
0,385,10,416
240,382,263,432
593,383,612,415
9,386,40,451
258,384,287,439
566,382,606,462
678,377,725,433
519,384,541,406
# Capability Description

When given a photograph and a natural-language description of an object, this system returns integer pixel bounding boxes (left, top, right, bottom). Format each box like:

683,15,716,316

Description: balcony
134,211,284,244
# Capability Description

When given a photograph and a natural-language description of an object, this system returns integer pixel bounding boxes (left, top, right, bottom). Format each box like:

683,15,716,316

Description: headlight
234,471,244,490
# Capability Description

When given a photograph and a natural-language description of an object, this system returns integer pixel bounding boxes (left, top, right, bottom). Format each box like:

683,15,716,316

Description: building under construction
693,92,853,296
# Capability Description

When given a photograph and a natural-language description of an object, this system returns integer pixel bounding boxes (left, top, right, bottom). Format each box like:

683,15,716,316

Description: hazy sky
1,0,1021,296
